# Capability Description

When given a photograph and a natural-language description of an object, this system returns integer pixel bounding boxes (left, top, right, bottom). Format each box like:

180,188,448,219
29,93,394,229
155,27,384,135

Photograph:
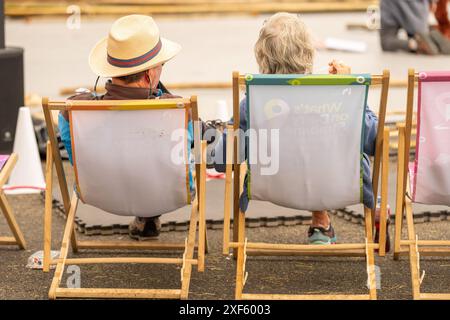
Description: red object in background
0,154,9,171
436,0,450,39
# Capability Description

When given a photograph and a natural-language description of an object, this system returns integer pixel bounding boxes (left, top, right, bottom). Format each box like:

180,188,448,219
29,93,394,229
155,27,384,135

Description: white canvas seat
42,97,207,300
70,107,191,216
394,69,450,300
223,71,391,300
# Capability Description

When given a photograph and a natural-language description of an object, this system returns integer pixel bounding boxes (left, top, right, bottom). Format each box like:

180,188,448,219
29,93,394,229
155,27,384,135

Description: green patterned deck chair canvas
246,74,369,210
224,71,391,300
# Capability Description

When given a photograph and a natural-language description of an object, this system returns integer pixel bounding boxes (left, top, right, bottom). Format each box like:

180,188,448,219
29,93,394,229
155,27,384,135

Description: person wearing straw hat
58,14,188,241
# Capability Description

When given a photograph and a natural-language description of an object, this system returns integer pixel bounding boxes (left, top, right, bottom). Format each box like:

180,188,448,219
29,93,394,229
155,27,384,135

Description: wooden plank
377,127,390,257
57,257,198,264
60,78,410,96
371,70,390,231
0,236,18,245
241,293,371,300
76,240,190,250
0,192,27,249
0,153,18,187
405,185,421,300
55,288,181,299
197,140,207,272
232,71,241,259
393,124,406,260
420,293,450,300
223,125,234,255
229,241,378,251
180,194,200,299
400,240,450,246
5,2,378,16
42,98,79,253
43,141,53,272
49,192,79,299
247,249,366,257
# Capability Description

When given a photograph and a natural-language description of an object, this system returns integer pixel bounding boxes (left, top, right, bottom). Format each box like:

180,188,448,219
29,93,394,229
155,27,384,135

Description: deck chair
223,71,391,300
393,69,450,300
0,154,27,249
41,96,207,299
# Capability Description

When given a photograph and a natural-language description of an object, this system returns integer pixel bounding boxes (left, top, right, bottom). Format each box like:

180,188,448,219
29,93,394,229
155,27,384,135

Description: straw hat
89,15,181,78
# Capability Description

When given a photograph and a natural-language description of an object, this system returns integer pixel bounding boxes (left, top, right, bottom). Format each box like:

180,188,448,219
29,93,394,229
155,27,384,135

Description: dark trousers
379,27,411,52
436,0,450,38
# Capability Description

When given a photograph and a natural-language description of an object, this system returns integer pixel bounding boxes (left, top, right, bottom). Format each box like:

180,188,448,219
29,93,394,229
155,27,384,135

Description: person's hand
328,59,351,75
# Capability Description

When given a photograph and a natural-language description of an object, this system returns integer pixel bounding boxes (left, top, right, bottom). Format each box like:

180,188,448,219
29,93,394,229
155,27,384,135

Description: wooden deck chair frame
393,69,450,300
223,71,391,300
0,153,27,250
41,96,207,300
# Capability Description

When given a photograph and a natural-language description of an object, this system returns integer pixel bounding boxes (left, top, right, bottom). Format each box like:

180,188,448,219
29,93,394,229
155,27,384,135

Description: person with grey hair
210,12,379,246
379,0,450,54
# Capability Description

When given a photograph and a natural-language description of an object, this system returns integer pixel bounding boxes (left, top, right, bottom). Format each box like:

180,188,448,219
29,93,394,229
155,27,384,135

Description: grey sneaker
129,216,161,241
430,29,450,54
308,224,337,245
415,32,439,55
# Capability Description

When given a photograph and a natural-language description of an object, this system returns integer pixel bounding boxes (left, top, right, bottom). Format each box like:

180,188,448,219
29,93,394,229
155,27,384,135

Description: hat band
107,39,162,68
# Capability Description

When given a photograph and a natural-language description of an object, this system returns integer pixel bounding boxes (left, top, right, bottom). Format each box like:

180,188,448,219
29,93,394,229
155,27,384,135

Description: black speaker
0,47,24,154
0,0,4,48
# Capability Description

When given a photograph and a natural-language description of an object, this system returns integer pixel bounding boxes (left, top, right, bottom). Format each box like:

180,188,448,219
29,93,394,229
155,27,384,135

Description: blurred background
3,0,450,121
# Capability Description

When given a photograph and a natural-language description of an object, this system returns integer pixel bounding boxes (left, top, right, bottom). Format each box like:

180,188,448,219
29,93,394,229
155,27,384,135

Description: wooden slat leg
49,192,79,300
405,187,421,300
42,99,78,254
232,161,240,259
223,125,234,255
378,128,390,257
204,228,209,254
180,197,199,300
0,192,26,250
44,142,53,272
394,124,406,260
232,72,240,259
364,207,377,300
234,209,246,300
70,226,79,254
197,141,207,272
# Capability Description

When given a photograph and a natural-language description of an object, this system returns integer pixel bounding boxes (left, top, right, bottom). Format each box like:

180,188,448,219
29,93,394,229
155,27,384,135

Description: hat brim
89,37,181,78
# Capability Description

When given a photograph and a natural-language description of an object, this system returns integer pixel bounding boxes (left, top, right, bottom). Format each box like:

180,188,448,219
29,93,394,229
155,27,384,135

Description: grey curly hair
254,12,315,74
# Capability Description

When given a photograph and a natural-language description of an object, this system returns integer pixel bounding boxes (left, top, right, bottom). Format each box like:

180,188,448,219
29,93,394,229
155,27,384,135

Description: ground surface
0,162,449,300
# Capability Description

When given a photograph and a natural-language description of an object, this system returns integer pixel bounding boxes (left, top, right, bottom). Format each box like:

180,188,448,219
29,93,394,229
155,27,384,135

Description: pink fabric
418,71,450,82
412,72,450,205
0,155,9,172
